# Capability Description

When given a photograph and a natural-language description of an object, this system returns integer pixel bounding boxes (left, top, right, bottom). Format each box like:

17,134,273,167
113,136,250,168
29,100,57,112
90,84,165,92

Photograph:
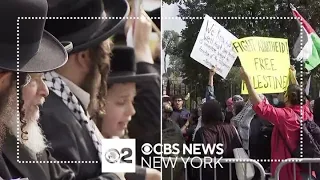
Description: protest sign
232,37,290,94
190,14,238,79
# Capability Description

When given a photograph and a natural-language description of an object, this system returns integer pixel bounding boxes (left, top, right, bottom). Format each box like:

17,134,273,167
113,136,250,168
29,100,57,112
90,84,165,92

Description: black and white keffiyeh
44,71,102,161
231,94,266,150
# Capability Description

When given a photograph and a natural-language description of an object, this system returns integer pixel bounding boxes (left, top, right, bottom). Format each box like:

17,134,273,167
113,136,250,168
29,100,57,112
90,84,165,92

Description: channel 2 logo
101,139,136,173
105,148,132,164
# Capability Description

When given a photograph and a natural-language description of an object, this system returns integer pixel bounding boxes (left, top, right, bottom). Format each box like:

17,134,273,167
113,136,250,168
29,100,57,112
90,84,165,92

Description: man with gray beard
0,0,77,179
0,74,75,180
0,81,11,147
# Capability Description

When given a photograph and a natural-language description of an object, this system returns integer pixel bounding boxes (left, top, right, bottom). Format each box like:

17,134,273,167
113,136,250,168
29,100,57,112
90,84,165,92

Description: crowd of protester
162,67,320,180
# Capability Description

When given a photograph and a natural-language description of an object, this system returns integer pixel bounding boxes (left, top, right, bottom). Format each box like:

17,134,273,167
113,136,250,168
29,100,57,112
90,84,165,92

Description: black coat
127,62,161,167
128,62,161,142
0,134,74,180
192,125,241,180
40,92,120,180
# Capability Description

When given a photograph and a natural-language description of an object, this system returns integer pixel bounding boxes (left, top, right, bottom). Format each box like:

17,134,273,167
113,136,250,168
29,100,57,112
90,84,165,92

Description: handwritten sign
232,37,290,94
190,15,238,79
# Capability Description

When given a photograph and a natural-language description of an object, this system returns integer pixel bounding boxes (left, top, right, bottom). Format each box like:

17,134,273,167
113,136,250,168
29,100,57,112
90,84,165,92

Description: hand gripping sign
232,37,291,94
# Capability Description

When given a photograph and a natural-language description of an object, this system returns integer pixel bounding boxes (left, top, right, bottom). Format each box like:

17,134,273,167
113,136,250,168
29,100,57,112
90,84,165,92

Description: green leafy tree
163,0,320,99
162,30,183,75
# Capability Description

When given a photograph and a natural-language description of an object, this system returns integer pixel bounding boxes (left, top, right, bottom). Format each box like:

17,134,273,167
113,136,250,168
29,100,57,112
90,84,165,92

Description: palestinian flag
291,4,320,71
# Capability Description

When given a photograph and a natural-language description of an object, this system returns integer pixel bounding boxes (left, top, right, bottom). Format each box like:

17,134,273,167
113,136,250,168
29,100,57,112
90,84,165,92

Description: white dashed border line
298,19,304,159
15,16,304,19
16,18,20,163
161,16,298,20
16,16,300,20
225,159,303,163
17,16,303,164
18,161,99,163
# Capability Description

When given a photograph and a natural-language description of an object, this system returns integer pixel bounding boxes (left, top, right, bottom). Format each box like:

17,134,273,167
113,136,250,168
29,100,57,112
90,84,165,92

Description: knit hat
232,95,244,102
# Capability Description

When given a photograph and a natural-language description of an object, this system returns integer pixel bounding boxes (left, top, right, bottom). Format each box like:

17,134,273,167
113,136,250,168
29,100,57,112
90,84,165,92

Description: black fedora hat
44,0,129,54
108,46,157,84
0,0,69,73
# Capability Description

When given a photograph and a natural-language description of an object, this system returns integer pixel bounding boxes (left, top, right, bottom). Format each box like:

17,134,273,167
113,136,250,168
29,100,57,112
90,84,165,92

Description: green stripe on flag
305,33,320,71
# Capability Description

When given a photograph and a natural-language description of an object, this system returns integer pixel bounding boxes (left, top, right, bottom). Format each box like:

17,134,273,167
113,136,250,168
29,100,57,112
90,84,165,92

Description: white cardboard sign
190,15,238,79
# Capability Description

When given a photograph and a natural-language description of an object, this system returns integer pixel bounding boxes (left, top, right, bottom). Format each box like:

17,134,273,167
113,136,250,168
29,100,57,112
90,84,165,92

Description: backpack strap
233,125,242,144
277,128,294,155
277,109,302,156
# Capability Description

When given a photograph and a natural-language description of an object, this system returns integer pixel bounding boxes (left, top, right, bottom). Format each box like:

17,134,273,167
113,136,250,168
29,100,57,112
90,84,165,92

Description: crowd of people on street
162,66,320,180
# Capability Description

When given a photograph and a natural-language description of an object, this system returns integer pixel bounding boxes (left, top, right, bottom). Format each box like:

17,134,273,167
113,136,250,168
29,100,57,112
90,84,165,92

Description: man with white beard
5,73,49,156
0,74,76,180
0,0,77,179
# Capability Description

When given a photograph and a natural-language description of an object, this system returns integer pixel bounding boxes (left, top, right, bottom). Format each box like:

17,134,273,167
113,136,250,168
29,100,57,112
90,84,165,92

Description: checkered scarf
44,71,102,161
231,94,266,150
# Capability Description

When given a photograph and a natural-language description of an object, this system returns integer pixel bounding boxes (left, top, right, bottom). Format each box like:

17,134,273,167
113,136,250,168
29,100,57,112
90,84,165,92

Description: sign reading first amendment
190,15,238,79
232,37,290,94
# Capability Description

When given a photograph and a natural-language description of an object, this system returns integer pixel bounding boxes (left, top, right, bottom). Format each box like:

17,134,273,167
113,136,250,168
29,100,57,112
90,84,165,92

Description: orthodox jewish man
0,0,75,179
97,46,160,180
40,0,152,179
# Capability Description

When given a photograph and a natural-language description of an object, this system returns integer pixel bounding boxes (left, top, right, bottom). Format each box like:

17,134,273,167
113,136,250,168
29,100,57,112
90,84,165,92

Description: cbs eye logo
105,147,133,164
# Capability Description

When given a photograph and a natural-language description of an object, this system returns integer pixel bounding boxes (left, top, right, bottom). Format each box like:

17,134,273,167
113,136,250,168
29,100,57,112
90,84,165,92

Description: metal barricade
273,158,320,180
162,157,266,180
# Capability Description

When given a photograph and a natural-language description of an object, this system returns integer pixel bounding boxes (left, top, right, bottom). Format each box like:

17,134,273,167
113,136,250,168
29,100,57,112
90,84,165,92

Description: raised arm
205,68,216,100
240,67,289,127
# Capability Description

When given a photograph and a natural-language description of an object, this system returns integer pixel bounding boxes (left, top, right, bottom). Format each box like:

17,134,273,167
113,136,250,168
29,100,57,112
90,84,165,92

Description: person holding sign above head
123,8,161,170
240,67,313,180
40,0,159,179
232,37,291,94
192,68,217,142
96,46,160,180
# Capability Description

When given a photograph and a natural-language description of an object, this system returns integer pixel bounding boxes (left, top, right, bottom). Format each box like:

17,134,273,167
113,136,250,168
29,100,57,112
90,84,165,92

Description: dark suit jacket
0,134,75,180
127,62,161,167
40,92,121,180
128,62,161,141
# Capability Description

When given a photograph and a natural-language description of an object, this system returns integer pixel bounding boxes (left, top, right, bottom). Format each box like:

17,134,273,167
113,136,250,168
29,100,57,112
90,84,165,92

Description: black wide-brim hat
0,0,70,73
108,46,158,84
0,31,69,73
45,0,130,53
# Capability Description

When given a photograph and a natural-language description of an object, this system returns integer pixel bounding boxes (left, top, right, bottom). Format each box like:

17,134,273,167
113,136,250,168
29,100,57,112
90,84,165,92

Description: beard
81,66,103,116
0,82,14,149
4,86,47,155
21,104,48,155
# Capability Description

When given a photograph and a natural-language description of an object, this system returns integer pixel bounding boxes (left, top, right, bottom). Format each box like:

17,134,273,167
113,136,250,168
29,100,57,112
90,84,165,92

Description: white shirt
58,74,105,140
59,75,90,110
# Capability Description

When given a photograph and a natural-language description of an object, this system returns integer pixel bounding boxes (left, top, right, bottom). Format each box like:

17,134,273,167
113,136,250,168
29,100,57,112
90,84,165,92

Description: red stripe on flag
292,9,315,34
